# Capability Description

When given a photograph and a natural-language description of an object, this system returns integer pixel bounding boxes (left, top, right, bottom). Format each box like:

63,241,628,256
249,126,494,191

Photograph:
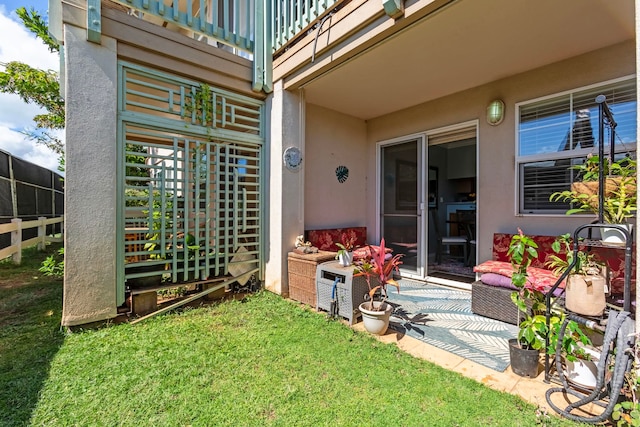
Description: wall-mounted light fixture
382,0,404,19
486,99,505,126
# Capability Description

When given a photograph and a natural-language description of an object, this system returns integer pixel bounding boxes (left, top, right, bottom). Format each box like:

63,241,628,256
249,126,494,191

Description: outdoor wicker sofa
471,233,632,325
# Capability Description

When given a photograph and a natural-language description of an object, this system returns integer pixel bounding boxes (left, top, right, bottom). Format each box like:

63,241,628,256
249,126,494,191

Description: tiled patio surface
351,319,607,423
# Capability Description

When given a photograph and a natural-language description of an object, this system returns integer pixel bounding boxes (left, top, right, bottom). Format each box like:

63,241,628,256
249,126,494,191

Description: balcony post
382,0,404,19
87,0,102,43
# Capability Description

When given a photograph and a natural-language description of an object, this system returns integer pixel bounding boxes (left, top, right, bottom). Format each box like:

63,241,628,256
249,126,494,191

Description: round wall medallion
283,147,302,171
336,165,349,183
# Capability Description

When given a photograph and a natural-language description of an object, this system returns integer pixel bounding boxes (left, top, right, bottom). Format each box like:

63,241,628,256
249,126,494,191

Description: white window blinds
517,78,636,214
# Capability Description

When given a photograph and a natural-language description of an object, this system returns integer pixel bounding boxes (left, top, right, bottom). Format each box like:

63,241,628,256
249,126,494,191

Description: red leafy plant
353,238,403,311
337,231,357,252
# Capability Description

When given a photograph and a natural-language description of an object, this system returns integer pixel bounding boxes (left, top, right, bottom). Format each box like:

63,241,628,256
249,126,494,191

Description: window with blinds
517,78,637,214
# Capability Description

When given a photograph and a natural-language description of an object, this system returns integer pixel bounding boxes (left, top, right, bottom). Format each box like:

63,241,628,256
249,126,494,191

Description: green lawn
0,246,582,426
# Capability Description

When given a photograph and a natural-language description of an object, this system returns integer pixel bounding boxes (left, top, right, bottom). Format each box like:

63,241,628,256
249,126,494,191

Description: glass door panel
380,140,422,274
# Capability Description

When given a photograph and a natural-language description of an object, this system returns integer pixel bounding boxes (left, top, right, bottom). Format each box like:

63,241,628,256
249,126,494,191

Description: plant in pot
127,209,168,288
547,314,599,390
166,231,202,281
353,238,403,335
508,230,552,377
335,232,357,267
546,233,607,317
549,155,637,245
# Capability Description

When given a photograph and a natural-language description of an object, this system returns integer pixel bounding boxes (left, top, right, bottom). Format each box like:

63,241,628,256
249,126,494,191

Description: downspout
633,0,640,342
311,11,335,63
298,87,305,227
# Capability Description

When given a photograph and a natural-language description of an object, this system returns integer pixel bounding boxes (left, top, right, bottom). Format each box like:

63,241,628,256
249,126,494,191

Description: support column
62,25,118,326
635,0,640,335
264,81,304,296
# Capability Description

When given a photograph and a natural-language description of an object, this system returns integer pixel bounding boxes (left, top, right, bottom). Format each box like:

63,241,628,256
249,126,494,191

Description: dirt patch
0,272,56,290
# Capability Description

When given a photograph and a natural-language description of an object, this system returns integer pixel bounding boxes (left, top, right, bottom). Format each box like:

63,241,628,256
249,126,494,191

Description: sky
0,0,63,172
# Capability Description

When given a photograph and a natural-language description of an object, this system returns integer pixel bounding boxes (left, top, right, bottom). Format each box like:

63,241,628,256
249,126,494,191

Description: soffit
299,0,635,120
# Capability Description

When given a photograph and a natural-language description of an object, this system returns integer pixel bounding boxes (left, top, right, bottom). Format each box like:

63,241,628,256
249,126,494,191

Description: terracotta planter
565,274,606,316
359,301,393,335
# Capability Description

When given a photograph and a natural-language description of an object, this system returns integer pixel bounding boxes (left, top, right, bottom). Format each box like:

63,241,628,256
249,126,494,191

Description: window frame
515,75,637,215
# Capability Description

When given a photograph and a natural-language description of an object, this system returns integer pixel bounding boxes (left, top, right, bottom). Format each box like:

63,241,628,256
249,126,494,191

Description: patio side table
315,261,371,325
287,251,336,305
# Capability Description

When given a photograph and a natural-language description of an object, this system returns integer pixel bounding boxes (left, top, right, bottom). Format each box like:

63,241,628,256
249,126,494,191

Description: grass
0,247,582,426
0,244,65,426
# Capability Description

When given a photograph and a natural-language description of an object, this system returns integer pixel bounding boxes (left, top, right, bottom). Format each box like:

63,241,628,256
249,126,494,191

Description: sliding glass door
379,138,423,276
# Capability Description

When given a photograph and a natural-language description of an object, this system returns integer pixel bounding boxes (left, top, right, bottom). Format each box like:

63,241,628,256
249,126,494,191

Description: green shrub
39,247,64,278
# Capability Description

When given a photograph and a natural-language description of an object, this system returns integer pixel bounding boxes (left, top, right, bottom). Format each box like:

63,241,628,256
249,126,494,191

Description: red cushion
306,227,367,252
490,233,635,295
491,233,560,269
474,260,565,293
352,245,393,261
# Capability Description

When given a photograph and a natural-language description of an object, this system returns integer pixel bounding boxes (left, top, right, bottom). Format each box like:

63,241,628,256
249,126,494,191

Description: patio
350,281,605,421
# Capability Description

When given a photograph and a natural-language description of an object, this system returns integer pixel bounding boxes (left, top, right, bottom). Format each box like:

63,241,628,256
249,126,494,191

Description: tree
0,6,149,178
0,7,64,155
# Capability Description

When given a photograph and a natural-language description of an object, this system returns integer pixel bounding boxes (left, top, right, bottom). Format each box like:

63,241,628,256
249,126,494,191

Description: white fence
0,216,64,263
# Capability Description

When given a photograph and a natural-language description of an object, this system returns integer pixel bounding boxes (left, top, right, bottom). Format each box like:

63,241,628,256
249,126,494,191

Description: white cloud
0,5,63,173
0,92,46,127
0,6,58,70
0,125,61,171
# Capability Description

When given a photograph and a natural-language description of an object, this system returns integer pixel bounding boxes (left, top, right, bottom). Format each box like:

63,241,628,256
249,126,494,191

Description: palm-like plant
545,233,603,277
353,238,403,311
549,156,637,224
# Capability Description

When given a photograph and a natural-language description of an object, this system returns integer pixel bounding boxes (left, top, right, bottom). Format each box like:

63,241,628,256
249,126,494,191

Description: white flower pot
564,345,600,390
359,301,393,335
601,223,632,246
338,251,353,267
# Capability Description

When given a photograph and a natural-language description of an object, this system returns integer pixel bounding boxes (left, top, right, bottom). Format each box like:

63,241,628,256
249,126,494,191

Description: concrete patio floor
351,321,608,424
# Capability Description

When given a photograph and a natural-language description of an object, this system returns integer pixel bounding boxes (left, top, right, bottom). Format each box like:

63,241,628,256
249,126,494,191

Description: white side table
315,261,371,325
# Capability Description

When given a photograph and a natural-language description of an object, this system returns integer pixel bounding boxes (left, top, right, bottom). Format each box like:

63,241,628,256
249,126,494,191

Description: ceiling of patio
299,0,635,120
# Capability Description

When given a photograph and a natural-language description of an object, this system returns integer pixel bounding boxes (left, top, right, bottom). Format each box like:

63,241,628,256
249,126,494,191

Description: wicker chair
471,281,523,325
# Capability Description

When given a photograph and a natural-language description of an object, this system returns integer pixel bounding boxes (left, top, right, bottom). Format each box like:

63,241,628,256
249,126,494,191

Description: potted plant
547,313,599,390
507,229,551,377
353,238,403,335
550,155,637,244
545,233,607,316
335,232,357,267
127,209,168,288
166,231,202,280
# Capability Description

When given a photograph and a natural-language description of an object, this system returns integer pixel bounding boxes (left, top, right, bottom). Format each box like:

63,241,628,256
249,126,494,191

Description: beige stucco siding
59,1,262,325
62,25,118,326
304,104,368,231
365,40,635,264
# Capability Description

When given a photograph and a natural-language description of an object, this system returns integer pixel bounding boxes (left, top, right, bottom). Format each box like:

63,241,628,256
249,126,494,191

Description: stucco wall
304,104,368,232
59,3,264,323
62,25,118,326
264,82,304,296
365,40,635,265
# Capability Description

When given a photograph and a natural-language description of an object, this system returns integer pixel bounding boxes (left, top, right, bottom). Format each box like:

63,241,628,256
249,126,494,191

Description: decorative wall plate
283,146,302,171
336,165,349,183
